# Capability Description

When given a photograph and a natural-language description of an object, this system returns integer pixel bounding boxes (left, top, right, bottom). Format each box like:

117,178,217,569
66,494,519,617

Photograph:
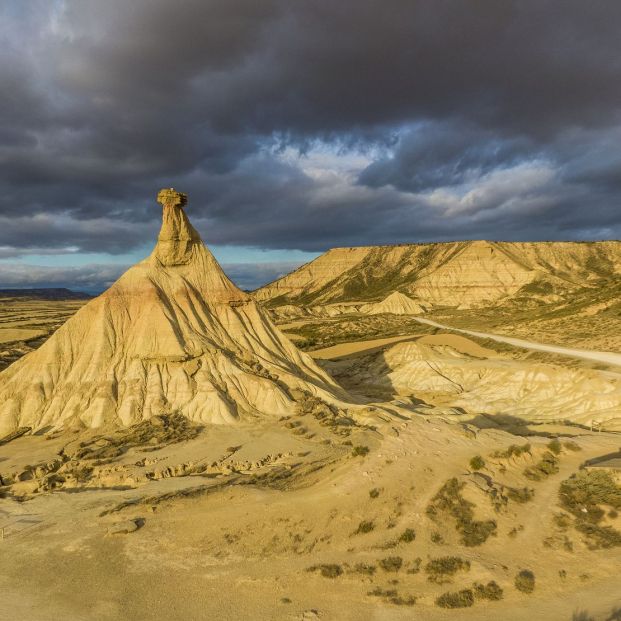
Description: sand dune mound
369,339,621,428
0,189,341,434
362,291,427,315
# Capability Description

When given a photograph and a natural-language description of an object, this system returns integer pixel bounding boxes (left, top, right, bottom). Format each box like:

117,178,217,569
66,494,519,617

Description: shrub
353,563,376,575
524,452,559,481
547,439,562,455
492,443,531,459
575,522,621,548
352,445,370,457
425,556,470,583
406,558,422,574
514,569,535,593
354,520,375,535
560,470,621,518
474,581,504,601
426,477,497,546
435,589,474,608
368,587,397,598
379,556,403,572
399,528,416,543
369,488,380,499
470,455,485,471
307,564,343,578
388,595,417,606
506,486,534,504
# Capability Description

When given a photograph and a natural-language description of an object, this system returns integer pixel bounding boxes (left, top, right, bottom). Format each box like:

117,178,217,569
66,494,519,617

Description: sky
1,1,621,292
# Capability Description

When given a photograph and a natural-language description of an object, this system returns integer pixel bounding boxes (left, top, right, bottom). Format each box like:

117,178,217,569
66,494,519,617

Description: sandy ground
2,412,621,621
310,334,420,359
0,328,46,344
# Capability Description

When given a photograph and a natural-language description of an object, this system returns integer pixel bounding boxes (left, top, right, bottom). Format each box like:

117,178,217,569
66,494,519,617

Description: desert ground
0,292,89,372
2,196,621,621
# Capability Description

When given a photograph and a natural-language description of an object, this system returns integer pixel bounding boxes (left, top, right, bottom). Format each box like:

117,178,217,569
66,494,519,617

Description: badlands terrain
1,192,621,621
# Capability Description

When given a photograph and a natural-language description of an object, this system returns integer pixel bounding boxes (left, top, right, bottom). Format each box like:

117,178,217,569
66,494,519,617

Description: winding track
412,317,621,367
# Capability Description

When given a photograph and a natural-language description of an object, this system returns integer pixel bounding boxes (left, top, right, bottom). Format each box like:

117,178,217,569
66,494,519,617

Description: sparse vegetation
307,564,343,578
425,556,471,583
369,488,380,499
469,455,485,471
379,556,403,572
559,470,621,548
430,531,444,544
506,486,535,504
406,558,422,574
427,478,497,546
354,520,375,535
473,581,504,601
352,445,370,457
492,443,531,459
399,528,416,543
435,589,475,608
547,438,562,455
514,569,535,593
353,563,376,575
524,451,559,481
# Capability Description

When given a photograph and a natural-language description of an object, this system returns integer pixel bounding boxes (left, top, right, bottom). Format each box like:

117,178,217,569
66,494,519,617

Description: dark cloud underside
1,0,621,290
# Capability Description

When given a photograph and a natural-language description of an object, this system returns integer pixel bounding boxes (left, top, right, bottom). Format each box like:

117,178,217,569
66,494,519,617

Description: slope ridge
0,190,342,435
255,240,621,309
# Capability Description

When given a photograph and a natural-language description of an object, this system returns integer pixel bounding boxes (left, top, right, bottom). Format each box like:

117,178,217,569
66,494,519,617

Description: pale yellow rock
0,190,342,435
254,239,621,309
361,291,427,315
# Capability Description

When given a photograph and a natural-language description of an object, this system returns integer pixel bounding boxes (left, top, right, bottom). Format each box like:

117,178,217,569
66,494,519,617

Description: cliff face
0,190,342,435
254,240,621,308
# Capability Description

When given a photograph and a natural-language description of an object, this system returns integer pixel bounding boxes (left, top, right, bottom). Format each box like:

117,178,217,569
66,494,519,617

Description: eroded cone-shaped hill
0,190,342,434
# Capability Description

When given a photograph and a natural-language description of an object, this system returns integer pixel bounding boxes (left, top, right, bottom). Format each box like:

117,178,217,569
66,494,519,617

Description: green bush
470,455,485,471
474,581,504,601
425,556,470,583
506,486,534,504
354,520,375,535
307,564,343,578
560,470,621,518
547,439,562,455
379,556,403,572
388,595,417,606
399,528,416,543
426,478,497,546
492,443,531,459
524,452,559,481
369,488,380,499
514,569,535,593
435,589,474,608
352,445,370,457
354,563,376,575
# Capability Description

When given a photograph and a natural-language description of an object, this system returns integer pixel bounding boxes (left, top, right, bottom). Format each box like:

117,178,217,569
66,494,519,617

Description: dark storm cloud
1,0,621,267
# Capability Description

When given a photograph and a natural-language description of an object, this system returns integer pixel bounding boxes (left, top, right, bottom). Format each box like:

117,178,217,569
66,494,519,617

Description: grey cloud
0,260,302,294
1,0,621,264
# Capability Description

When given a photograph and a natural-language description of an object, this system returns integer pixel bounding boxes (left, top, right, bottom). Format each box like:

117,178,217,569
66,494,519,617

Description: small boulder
107,518,143,535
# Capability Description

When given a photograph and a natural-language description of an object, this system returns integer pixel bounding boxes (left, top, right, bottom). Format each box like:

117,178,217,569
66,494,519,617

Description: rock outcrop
0,190,342,434
254,240,621,309
361,291,427,315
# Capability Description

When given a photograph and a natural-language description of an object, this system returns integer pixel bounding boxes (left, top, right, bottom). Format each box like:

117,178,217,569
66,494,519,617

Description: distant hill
253,240,621,309
0,288,93,300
